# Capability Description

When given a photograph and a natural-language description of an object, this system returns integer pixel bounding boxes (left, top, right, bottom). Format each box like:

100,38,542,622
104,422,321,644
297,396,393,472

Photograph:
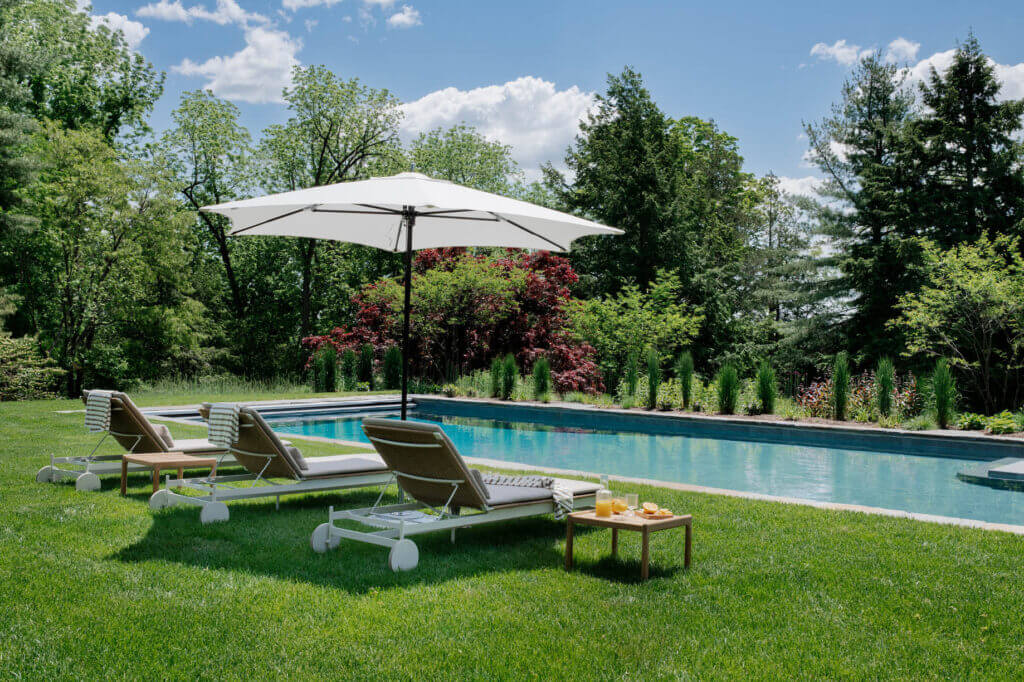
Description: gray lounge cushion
154,423,174,449
286,445,308,471
484,477,601,507
301,454,387,478
469,469,489,500
171,438,226,454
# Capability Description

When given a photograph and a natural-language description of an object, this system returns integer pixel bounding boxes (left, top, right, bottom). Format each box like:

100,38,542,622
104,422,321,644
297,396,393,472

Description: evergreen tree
906,34,1024,248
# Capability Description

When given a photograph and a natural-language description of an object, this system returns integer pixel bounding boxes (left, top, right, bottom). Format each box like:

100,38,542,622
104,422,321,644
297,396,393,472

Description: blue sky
85,0,1024,192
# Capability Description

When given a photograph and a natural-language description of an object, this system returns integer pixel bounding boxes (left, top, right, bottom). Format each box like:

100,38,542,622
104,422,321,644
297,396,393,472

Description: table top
123,452,217,467
568,509,692,530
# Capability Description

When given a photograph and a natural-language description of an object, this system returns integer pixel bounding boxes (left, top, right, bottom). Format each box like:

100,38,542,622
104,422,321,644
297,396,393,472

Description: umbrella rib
489,212,566,251
414,213,500,222
229,207,310,235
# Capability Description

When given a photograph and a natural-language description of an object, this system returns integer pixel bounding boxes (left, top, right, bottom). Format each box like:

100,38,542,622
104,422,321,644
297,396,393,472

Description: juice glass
626,493,639,512
595,490,613,517
612,496,628,513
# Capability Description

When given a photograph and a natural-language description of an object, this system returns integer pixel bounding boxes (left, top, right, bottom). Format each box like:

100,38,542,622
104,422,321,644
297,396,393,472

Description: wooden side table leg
152,466,160,493
684,521,692,569
611,528,618,558
641,527,650,580
120,457,127,496
565,518,575,571
177,466,184,481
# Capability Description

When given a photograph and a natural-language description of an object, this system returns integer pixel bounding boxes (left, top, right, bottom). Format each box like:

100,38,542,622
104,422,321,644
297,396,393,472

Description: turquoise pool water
266,409,1024,526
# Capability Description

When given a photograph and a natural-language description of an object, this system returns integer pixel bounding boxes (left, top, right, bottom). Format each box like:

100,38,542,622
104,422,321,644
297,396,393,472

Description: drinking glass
626,493,639,511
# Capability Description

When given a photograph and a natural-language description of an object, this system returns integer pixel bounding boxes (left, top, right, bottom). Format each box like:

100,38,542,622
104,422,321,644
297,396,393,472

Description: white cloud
363,0,397,6
137,0,267,27
906,49,1024,101
282,0,343,11
172,27,301,103
304,18,318,32
401,77,596,173
884,37,920,64
386,4,420,28
90,12,149,49
777,175,822,199
810,39,872,66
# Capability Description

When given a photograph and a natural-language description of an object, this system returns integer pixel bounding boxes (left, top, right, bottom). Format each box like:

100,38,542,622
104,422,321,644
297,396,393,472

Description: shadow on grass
111,487,615,593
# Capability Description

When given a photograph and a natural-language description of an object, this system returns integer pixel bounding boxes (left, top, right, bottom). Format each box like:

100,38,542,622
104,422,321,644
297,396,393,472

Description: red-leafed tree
304,249,603,392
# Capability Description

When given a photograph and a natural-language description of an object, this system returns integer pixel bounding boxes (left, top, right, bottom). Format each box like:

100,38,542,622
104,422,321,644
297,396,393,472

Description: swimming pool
260,400,1024,527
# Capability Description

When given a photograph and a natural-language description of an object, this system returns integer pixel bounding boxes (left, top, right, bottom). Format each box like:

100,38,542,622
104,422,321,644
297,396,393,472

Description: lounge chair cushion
172,438,229,454
286,446,308,471
469,469,489,500
154,424,174,449
301,454,387,479
484,477,601,507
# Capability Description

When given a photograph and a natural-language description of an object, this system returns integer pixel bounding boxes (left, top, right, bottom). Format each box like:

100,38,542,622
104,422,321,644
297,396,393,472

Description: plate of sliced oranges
638,502,673,519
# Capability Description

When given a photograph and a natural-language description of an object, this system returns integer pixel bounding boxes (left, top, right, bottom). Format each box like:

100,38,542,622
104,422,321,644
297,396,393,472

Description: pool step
958,458,1024,491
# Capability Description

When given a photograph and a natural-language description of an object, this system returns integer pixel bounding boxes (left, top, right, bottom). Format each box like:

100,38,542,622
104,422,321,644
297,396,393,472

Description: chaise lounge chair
310,417,600,572
36,390,231,491
149,404,393,523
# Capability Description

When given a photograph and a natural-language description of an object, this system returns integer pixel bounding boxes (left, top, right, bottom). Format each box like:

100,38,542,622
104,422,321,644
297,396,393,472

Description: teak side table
121,452,218,495
565,510,692,580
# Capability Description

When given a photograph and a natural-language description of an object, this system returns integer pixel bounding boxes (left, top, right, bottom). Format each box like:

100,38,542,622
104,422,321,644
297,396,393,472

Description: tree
547,67,681,296
905,34,1024,248
893,236,1024,413
409,123,522,193
258,65,403,345
803,53,920,362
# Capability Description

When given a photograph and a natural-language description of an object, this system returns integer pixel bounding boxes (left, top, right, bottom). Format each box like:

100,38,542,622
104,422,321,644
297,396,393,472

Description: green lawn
2,393,1024,680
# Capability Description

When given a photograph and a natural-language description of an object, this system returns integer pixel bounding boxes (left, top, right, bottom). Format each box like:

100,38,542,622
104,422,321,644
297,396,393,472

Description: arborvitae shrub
676,351,694,409
383,345,402,390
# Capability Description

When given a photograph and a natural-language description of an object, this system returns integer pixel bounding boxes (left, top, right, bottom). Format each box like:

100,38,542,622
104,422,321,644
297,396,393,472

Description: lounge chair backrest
199,404,301,480
361,418,489,510
82,390,167,453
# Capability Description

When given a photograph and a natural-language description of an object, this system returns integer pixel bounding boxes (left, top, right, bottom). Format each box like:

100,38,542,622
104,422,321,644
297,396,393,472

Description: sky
83,0,1024,193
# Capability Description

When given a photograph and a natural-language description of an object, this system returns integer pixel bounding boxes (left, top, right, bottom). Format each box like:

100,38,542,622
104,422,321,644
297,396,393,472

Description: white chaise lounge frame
310,430,597,572
150,411,392,524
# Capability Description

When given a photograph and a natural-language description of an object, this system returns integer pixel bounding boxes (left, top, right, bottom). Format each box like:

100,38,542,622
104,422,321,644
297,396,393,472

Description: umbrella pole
400,210,415,420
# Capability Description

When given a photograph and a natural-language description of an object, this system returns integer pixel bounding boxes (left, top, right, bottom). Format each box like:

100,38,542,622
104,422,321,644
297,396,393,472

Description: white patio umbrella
201,171,622,419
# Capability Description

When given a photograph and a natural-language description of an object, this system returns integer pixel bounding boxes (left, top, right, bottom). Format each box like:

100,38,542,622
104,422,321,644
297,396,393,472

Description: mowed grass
2,394,1024,680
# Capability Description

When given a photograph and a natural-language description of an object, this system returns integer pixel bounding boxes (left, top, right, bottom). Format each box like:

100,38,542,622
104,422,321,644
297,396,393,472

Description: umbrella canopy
201,172,622,418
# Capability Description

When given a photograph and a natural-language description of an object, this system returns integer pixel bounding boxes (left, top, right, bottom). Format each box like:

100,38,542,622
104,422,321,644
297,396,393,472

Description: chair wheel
36,466,56,483
75,472,101,492
199,502,229,524
388,539,419,572
149,489,170,510
310,523,340,553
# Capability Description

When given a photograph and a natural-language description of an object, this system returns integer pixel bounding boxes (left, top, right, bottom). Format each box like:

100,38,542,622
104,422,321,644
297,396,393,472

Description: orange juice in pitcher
595,489,613,517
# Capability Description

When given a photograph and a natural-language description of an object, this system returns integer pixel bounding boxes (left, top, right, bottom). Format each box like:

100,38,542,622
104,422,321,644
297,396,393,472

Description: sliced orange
642,502,659,514
655,509,672,517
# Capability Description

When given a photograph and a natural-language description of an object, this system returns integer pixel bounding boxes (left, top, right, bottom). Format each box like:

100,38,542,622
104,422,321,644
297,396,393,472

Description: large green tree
905,34,1024,247
409,123,522,193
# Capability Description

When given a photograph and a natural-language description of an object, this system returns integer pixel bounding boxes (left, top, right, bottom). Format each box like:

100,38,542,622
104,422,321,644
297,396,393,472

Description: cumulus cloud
776,175,822,199
90,12,149,49
172,27,301,103
884,37,920,64
137,0,267,27
281,0,343,11
363,0,397,6
810,39,872,66
401,76,596,173
386,5,420,28
905,49,1024,101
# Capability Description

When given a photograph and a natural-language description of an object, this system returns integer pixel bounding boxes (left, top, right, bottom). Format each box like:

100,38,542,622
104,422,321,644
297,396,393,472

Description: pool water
267,409,1024,526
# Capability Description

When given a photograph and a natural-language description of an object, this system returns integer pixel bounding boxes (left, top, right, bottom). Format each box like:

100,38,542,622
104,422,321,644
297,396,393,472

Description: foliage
500,353,517,400
675,351,694,409
531,356,551,401
902,414,937,431
645,347,660,409
876,357,895,417
311,345,337,393
357,343,375,390
894,236,1024,412
931,359,956,429
383,346,402,390
489,357,502,399
716,363,739,415
339,349,357,391
956,413,986,431
409,123,522,193
755,361,776,415
0,332,62,400
984,411,1019,435
623,352,639,398
831,352,851,420
657,379,682,411
569,269,701,386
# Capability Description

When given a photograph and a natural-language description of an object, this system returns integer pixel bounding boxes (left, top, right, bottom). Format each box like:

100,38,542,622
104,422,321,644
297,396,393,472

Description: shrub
489,357,503,398
357,344,375,390
796,378,832,418
532,356,551,401
755,361,776,414
624,351,639,398
383,346,402,390
646,348,660,409
441,383,457,397
902,414,936,431
932,358,956,429
676,351,694,409
985,411,1017,435
876,357,895,417
716,364,739,415
311,345,337,393
500,354,517,400
657,380,681,411
0,334,63,400
956,412,986,430
340,349,357,390
831,352,850,420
